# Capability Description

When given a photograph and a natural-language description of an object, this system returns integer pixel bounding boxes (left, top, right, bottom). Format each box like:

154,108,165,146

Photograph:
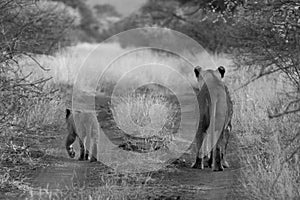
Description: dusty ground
14,127,243,200
27,156,241,200
1,131,243,200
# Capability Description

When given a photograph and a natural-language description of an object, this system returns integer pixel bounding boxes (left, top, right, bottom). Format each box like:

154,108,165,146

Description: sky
86,0,147,16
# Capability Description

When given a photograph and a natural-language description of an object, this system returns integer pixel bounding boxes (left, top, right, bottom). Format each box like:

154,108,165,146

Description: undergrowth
230,69,300,200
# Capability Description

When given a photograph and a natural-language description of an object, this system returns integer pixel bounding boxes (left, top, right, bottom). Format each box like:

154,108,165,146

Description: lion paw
90,157,97,162
192,157,204,169
212,165,224,171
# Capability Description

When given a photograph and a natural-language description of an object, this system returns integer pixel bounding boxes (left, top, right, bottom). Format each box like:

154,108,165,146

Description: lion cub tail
66,108,71,119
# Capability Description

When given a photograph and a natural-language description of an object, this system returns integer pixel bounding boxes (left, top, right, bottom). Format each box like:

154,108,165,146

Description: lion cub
65,109,99,162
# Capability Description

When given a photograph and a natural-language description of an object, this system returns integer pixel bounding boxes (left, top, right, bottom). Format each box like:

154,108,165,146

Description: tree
0,0,75,55
93,4,121,33
52,0,102,42
230,0,300,118
93,4,121,18
111,0,243,53
0,0,75,132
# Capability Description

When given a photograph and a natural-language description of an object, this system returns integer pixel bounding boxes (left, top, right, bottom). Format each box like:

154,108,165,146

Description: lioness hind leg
90,156,97,162
89,141,97,162
206,151,213,168
212,146,224,171
192,156,204,169
191,143,203,168
89,119,99,162
192,129,206,169
78,139,85,161
83,136,89,161
84,150,89,160
192,141,206,169
221,124,231,168
222,153,230,168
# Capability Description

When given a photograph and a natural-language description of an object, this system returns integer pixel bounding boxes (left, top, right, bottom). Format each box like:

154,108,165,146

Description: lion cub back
66,110,99,159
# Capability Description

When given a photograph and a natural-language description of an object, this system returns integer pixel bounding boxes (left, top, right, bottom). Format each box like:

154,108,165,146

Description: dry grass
0,139,46,196
26,170,158,200
230,69,300,199
32,42,231,92
112,92,179,138
106,92,182,172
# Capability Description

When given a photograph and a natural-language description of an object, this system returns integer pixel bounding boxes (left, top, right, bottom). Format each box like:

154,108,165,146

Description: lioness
192,66,233,171
65,109,99,162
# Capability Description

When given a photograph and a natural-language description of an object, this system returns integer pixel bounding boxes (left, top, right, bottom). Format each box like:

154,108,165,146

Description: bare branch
22,52,50,71
268,98,300,118
284,131,300,151
233,65,288,91
183,4,202,16
269,108,300,118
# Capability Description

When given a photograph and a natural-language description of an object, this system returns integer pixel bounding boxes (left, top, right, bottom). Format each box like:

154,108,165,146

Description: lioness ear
218,66,225,78
194,66,202,78
66,109,71,119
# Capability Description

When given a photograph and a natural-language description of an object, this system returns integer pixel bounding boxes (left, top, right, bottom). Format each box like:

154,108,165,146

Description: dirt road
20,131,242,200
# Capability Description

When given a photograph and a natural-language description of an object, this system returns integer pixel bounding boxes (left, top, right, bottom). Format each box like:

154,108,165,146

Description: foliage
176,0,245,14
0,0,76,196
0,0,75,55
92,4,122,36
93,4,122,18
52,0,103,42
0,0,74,134
231,69,300,199
231,0,300,117
108,0,238,53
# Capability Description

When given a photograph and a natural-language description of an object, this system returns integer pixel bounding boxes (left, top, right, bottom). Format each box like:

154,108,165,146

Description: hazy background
87,0,146,16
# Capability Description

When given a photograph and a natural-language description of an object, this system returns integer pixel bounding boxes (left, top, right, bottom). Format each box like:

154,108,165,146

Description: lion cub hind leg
66,133,76,158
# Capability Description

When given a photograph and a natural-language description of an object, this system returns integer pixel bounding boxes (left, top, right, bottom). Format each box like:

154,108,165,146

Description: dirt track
29,161,240,200
20,131,242,200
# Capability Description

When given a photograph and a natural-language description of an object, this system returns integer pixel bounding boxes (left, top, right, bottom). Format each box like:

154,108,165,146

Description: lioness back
192,66,233,171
